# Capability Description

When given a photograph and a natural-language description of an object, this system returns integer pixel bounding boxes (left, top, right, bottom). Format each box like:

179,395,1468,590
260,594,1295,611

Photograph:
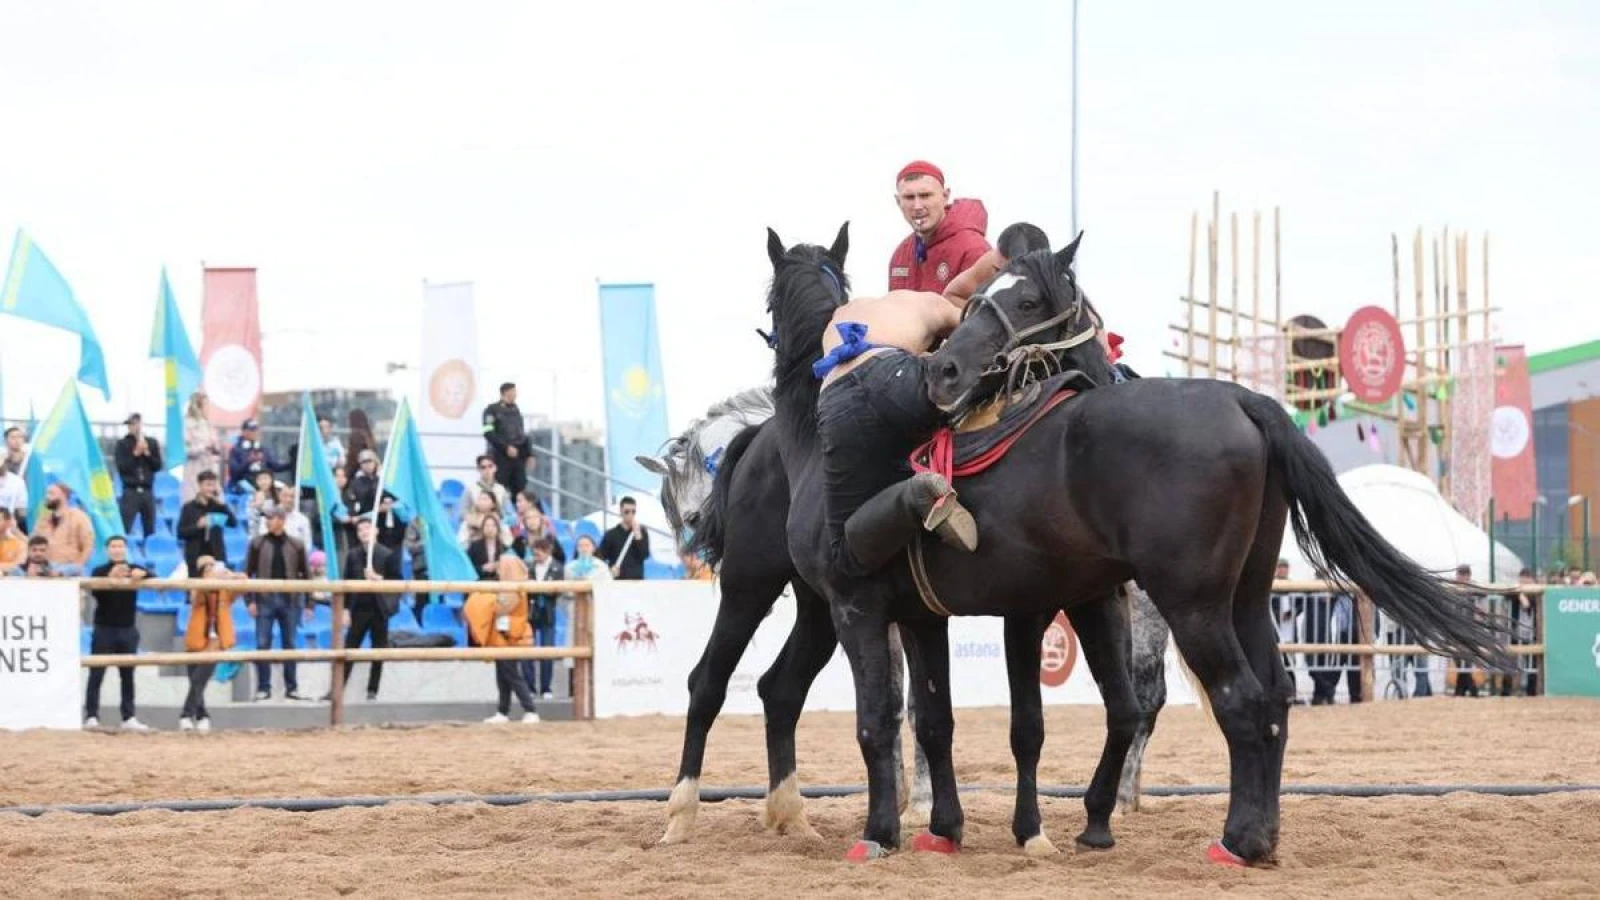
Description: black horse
724,224,1508,865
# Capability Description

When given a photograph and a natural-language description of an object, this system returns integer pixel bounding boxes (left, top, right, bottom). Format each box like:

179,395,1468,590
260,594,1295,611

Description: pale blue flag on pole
149,268,202,469
381,398,476,582
0,230,111,399
26,381,125,568
597,282,669,500
296,394,345,580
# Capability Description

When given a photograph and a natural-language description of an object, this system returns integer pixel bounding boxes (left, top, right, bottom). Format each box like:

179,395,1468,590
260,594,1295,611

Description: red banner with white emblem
1490,345,1537,520
199,267,263,428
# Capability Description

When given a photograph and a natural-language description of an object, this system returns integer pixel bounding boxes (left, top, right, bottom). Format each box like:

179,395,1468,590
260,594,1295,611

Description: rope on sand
2,783,1597,818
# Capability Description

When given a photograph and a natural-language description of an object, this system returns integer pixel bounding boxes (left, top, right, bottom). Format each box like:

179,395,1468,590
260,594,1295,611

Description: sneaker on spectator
521,712,540,724
541,692,554,700
254,690,271,701
83,716,100,729
178,717,196,731
121,717,150,732
484,713,509,724
366,690,378,702
285,691,304,702
196,718,212,733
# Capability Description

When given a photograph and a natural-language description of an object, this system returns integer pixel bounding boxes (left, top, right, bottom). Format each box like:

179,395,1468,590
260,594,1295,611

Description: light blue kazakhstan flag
0,230,111,399
26,381,124,567
380,398,476,582
149,268,202,469
295,393,346,580
598,282,669,499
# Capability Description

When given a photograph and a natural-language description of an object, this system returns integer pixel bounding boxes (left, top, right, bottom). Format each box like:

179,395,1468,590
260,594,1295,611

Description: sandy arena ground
2,698,1598,897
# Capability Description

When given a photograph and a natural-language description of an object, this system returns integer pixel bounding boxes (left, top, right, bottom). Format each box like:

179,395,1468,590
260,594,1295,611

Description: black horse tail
1235,389,1512,671
687,421,764,570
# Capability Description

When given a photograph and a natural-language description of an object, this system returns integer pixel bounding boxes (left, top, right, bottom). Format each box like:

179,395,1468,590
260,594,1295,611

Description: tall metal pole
1070,0,1080,240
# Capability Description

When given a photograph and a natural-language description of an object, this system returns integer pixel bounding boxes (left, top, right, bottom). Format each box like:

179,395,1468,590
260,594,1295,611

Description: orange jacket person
180,556,242,732
464,554,540,723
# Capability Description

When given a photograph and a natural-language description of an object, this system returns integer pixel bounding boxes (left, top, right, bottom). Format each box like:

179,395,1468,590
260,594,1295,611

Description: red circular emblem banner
1338,306,1406,404
1038,611,1079,688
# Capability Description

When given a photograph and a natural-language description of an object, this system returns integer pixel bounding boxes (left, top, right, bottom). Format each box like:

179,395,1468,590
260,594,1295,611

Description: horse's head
763,222,850,371
637,387,776,552
927,231,1115,415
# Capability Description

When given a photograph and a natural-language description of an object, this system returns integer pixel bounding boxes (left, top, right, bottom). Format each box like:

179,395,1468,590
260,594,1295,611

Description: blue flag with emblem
149,268,202,469
26,381,124,567
598,282,670,500
0,230,111,399
295,394,345,580
381,398,476,582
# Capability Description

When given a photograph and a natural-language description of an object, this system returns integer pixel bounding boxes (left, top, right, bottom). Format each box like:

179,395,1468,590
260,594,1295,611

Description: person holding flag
295,396,347,580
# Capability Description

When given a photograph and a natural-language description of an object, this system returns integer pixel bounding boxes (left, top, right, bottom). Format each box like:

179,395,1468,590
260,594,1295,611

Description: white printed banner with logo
418,281,485,483
592,581,1197,719
0,578,82,730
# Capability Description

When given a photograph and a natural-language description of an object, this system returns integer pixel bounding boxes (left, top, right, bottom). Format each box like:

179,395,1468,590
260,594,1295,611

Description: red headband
896,160,945,185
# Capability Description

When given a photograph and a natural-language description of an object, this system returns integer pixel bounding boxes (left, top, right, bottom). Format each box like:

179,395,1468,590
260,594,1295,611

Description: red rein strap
911,389,1076,481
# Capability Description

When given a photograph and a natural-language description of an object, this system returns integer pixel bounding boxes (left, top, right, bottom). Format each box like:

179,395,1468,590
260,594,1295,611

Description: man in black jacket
246,506,311,700
598,496,650,580
115,413,164,538
522,537,566,698
177,470,236,572
84,535,151,730
482,382,532,497
335,517,401,702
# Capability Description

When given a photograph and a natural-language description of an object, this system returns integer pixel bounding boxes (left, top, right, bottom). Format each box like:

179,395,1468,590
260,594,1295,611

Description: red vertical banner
199,267,263,428
1490,345,1537,519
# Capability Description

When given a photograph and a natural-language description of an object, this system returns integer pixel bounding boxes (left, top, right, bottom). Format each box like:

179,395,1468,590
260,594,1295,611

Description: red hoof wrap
911,831,960,854
845,840,888,862
1206,839,1248,868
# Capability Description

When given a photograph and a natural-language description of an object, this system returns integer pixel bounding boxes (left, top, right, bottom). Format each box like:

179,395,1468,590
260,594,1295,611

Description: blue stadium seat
438,592,465,609
301,627,333,649
154,471,181,498
553,519,575,541
136,589,165,612
306,604,333,630
231,598,254,629
575,519,603,547
223,530,249,563
148,553,182,577
144,533,179,558
387,606,415,633
643,559,676,580
421,603,459,633
81,626,94,656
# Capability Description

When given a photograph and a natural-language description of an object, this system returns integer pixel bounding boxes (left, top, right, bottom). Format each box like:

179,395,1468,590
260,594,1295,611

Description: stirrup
922,490,978,552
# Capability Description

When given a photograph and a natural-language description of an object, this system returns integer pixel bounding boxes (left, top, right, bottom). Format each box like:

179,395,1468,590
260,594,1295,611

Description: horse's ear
766,228,786,269
828,221,850,266
635,455,670,477
1055,230,1085,271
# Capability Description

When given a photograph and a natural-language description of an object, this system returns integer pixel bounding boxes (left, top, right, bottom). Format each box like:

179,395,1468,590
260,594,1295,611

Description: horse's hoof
845,840,890,862
1022,835,1058,858
656,821,693,846
911,830,959,854
1206,839,1248,868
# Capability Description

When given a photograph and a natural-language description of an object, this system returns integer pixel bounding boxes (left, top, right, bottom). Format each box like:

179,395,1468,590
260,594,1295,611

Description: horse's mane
766,245,849,439
658,386,775,479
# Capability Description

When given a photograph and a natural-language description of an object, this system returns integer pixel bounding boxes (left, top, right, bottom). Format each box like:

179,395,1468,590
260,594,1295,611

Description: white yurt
1277,464,1524,582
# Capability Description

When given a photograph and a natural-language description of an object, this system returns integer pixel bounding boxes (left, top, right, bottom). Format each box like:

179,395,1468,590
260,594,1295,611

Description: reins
963,275,1099,403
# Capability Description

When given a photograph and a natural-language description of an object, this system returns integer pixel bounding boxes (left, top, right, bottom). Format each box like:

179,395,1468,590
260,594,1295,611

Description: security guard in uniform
482,382,533,497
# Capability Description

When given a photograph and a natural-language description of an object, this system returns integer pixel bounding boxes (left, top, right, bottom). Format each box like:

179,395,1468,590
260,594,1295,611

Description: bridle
757,259,848,351
963,271,1099,393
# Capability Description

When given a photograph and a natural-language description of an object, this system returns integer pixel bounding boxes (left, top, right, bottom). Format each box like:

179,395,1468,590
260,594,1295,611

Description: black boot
842,472,979,574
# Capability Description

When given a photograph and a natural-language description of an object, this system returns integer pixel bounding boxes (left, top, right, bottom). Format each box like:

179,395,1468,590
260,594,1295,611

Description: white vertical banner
418,281,484,485
0,578,82,730
590,581,1197,719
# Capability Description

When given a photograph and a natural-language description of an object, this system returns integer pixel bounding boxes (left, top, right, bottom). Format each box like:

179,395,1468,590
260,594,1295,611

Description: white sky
2,0,1597,434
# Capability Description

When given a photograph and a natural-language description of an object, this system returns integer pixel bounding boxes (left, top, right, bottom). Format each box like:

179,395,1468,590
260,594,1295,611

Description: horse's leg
1117,582,1169,815
885,623,911,817
662,571,791,844
1002,611,1057,857
898,618,963,852
757,579,838,840
1145,574,1276,866
1066,594,1142,851
892,623,934,828
832,595,903,859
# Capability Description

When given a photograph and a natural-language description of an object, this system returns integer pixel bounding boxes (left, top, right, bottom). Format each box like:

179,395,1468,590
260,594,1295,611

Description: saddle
910,370,1094,483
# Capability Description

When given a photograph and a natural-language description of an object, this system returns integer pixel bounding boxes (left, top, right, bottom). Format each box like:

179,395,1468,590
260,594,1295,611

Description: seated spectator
457,487,504,546
0,509,25,572
84,536,150,730
227,418,287,492
458,456,510,525
245,471,278,536
12,535,55,577
565,534,612,582
33,483,94,575
181,556,245,732
467,515,509,581
512,504,565,565
178,470,237,571
464,554,540,724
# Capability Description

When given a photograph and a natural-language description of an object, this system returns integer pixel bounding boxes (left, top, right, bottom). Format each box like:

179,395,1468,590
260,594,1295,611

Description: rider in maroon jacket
886,160,991,293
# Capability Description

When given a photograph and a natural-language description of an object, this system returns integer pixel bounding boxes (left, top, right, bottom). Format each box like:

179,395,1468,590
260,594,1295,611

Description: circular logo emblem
936,261,951,283
1039,611,1079,688
1490,405,1530,459
1337,306,1405,404
202,344,261,413
624,365,653,399
427,359,477,420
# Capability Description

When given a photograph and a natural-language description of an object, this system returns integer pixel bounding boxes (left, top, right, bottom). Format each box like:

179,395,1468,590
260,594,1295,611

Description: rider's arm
942,249,1006,308
924,293,964,342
